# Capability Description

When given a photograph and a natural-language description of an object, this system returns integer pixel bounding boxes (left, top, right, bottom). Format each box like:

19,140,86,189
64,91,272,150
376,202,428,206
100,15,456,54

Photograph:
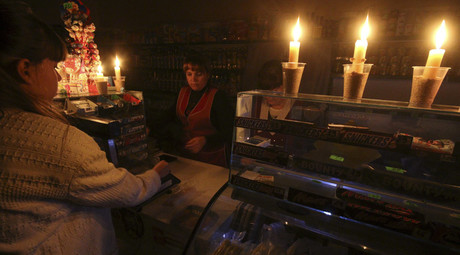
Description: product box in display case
183,90,460,255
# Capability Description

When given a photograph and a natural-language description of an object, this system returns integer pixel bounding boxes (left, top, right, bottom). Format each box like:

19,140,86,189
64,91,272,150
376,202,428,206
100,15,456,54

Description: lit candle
289,17,301,65
352,15,370,73
423,20,446,79
114,56,121,81
97,65,103,78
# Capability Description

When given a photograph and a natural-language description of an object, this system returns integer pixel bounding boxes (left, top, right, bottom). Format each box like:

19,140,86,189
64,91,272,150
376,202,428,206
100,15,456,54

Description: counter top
115,154,230,255
142,153,229,224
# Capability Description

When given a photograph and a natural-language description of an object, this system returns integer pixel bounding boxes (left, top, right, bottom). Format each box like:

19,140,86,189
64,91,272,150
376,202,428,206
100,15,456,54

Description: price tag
368,193,381,200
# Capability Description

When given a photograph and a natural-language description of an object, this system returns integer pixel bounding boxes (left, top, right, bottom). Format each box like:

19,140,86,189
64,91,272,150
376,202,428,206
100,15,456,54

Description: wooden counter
114,154,230,255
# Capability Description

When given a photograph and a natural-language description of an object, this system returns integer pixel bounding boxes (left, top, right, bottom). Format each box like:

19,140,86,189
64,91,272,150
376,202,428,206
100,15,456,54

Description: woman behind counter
252,59,296,148
151,52,234,167
0,1,169,254
256,59,295,121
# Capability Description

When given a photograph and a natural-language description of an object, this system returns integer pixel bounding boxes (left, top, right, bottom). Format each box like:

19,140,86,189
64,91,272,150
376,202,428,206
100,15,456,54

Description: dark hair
257,59,283,90
0,0,68,122
182,51,211,74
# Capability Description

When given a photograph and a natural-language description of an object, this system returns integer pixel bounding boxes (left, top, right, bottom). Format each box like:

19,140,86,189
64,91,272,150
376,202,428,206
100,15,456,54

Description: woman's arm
64,127,169,208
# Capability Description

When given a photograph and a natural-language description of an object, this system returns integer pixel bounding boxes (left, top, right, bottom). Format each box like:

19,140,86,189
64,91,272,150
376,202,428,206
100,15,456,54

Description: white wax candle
353,39,368,62
423,20,446,79
351,15,370,73
289,41,300,63
288,17,301,65
425,49,445,67
114,56,121,81
97,65,103,78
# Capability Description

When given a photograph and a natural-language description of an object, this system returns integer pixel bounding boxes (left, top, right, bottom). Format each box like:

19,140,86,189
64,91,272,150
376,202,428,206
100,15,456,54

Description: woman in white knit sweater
0,1,170,254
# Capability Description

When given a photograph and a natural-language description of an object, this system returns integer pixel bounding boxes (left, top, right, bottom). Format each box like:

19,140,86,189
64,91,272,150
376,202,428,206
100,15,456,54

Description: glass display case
184,90,460,255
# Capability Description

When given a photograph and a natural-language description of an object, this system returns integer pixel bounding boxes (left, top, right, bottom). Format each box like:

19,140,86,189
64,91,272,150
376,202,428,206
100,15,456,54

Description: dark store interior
24,0,460,101
3,1,460,254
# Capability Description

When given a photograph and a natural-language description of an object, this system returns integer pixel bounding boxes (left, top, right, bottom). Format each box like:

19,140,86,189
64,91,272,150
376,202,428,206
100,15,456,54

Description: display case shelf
239,90,460,113
231,186,457,255
231,159,459,229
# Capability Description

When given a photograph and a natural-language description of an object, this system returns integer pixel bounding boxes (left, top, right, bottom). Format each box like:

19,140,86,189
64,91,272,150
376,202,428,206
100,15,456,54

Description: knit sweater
0,108,161,255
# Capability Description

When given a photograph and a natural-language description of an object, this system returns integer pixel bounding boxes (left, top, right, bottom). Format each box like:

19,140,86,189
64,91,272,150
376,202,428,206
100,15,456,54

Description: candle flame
115,56,120,68
292,17,301,42
360,15,370,41
435,20,446,49
97,65,103,74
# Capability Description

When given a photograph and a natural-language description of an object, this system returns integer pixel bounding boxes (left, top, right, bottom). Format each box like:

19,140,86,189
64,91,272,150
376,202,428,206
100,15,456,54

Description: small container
342,63,373,101
96,77,108,94
114,76,126,92
282,62,306,95
409,66,450,108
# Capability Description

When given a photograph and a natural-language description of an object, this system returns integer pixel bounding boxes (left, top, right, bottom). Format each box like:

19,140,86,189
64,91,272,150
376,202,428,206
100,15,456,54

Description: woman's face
22,58,62,101
185,65,209,91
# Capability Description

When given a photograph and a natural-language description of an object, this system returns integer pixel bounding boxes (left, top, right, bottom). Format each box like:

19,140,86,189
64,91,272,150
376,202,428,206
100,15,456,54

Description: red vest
176,86,227,167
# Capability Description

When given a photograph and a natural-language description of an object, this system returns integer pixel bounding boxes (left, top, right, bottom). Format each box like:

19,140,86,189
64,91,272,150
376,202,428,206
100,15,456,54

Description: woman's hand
153,160,170,178
184,136,206,154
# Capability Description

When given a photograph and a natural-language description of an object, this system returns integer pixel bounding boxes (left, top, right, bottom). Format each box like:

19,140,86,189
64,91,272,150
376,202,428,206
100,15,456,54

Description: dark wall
23,0,298,28
25,0,460,30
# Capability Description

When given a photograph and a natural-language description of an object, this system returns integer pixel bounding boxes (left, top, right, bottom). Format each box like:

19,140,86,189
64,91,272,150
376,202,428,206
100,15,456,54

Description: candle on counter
289,17,301,65
423,20,447,79
114,56,121,81
352,15,370,73
96,65,103,78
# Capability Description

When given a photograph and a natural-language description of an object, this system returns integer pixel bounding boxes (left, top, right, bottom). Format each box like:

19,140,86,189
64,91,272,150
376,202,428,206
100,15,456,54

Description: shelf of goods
131,43,247,97
56,91,151,169
184,90,460,255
